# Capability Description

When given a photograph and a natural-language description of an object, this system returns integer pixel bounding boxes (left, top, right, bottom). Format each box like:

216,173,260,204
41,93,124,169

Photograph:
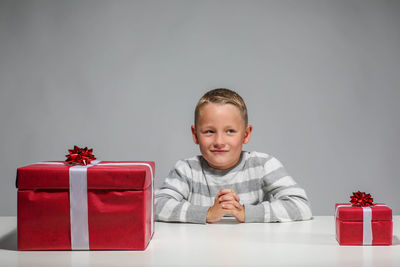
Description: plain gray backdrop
1,0,399,216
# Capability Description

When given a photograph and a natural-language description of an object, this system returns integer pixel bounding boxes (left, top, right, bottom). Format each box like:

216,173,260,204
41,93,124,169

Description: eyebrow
200,125,239,130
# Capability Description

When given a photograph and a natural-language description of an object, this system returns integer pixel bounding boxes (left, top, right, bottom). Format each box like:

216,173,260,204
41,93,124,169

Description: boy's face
191,103,252,170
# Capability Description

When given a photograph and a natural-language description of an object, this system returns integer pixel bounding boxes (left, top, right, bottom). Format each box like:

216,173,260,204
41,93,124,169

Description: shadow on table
0,228,17,251
214,219,241,224
393,235,400,246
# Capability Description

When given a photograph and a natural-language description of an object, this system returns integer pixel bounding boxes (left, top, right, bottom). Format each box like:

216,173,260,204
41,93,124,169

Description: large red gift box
17,161,155,250
335,203,392,245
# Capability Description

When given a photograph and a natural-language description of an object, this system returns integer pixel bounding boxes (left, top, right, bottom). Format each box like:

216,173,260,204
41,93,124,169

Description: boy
155,88,312,223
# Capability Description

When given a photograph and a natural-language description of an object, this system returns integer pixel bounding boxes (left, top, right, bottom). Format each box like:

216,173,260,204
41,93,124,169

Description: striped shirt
155,151,312,224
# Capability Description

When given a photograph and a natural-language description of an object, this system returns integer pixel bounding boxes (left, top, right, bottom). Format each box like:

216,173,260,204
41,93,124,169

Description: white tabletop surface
1,216,399,267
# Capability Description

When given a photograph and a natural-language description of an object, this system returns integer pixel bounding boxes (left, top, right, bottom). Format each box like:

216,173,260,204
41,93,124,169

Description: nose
213,133,225,148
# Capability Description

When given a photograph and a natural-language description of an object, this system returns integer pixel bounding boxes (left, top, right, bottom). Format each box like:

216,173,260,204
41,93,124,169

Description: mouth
211,150,229,154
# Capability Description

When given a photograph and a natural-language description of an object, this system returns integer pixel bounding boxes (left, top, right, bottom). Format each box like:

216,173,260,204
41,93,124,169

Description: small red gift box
17,161,155,250
335,203,392,245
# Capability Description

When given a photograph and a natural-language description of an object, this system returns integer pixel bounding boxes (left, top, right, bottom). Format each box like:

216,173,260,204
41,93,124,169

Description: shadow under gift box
335,203,392,245
16,161,155,250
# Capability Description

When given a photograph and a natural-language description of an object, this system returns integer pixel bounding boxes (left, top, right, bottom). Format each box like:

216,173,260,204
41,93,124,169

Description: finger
214,192,225,203
231,210,242,221
219,190,240,202
222,200,242,209
218,194,235,202
231,210,245,223
221,203,233,209
233,201,242,209
230,192,240,202
221,202,239,210
218,188,234,197
230,191,240,202
219,193,240,203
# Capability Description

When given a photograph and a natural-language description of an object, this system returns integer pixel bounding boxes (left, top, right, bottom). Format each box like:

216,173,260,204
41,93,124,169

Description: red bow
65,146,96,166
350,191,374,207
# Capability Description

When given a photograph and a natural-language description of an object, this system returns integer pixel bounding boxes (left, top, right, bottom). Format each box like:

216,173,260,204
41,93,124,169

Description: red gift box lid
16,161,155,190
335,203,392,221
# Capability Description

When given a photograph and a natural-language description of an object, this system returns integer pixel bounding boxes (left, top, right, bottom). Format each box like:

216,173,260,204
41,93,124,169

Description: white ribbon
335,204,386,245
68,160,100,250
362,207,372,245
36,161,154,250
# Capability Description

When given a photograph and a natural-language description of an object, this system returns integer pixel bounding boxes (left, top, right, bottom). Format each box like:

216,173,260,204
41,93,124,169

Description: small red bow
65,146,96,166
350,191,374,207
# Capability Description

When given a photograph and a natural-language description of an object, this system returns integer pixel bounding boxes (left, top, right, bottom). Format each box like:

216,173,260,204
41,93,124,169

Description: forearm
155,160,211,223
259,155,313,222
155,194,209,224
244,196,312,223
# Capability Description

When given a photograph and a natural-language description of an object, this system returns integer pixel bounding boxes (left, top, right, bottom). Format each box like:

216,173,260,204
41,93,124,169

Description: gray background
1,0,399,216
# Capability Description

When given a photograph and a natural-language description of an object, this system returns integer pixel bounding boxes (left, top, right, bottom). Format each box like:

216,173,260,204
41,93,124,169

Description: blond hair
194,88,248,127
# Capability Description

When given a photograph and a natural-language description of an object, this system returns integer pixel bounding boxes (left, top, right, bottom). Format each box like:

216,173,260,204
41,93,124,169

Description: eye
204,130,214,134
227,129,235,134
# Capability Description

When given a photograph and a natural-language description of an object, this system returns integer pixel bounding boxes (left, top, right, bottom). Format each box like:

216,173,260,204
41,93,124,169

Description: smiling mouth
211,150,228,153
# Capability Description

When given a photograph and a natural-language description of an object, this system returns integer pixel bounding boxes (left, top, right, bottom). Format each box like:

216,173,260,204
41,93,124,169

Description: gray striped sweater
155,151,312,223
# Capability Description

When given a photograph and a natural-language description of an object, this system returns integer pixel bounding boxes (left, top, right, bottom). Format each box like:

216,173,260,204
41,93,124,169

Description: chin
211,161,234,170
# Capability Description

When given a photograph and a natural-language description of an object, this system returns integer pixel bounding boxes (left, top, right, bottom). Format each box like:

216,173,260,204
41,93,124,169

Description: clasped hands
206,189,245,223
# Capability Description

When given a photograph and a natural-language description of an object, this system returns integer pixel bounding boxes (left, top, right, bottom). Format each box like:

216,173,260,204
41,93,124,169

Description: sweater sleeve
244,156,313,223
155,160,209,224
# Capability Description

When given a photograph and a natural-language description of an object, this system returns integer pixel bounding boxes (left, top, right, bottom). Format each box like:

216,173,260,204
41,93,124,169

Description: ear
243,125,253,144
191,125,199,144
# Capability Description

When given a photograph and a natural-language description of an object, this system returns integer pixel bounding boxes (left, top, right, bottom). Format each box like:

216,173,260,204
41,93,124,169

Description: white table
0,216,399,267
